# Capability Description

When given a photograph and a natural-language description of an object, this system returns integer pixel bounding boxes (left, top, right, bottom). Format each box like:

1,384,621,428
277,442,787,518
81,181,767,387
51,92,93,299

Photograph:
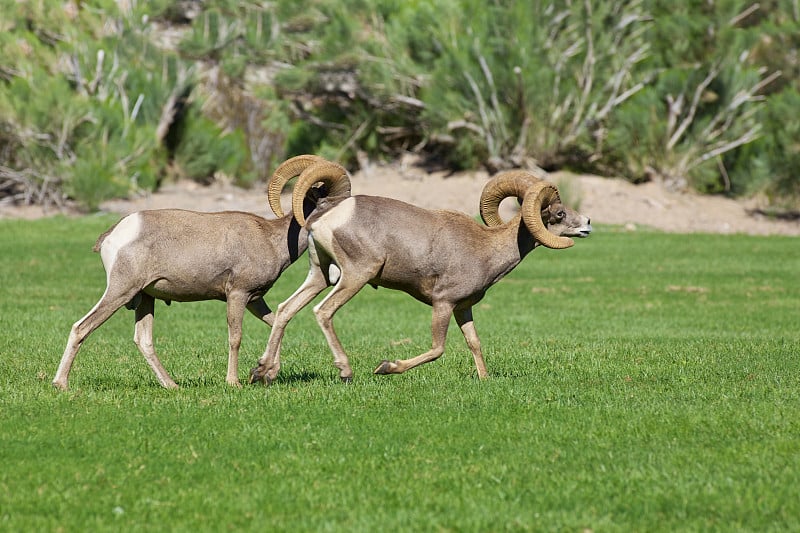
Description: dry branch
0,165,66,209
666,67,782,180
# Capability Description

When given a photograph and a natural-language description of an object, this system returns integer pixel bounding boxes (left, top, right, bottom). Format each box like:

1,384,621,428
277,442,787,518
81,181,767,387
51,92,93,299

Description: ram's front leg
249,314,287,385
224,292,251,387
250,266,328,385
312,270,374,382
455,305,488,379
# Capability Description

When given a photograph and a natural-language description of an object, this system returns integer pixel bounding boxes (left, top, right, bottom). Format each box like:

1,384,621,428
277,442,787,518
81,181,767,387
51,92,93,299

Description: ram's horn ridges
291,161,352,226
479,170,541,227
521,182,574,249
267,155,326,217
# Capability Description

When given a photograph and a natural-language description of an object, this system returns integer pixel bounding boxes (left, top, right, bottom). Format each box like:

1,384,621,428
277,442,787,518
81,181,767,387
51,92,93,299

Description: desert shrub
728,88,800,204
2,0,799,208
0,0,196,209
0,0,259,210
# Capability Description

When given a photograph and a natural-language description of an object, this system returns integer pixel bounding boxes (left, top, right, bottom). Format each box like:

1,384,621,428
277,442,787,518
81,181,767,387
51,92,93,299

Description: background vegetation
1,0,799,210
1,217,798,530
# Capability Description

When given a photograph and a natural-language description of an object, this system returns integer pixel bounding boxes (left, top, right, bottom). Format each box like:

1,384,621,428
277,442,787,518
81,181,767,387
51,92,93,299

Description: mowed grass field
1,215,798,532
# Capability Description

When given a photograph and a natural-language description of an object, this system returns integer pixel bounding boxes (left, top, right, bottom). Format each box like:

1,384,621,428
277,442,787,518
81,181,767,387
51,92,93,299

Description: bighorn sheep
249,164,591,384
52,156,351,390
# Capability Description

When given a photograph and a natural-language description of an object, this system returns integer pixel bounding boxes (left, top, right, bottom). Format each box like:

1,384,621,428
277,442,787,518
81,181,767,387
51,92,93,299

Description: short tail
93,221,120,252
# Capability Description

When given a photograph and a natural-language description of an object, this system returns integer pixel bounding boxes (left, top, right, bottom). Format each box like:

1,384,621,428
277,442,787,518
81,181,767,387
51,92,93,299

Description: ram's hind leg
53,284,141,390
133,293,178,389
374,301,455,375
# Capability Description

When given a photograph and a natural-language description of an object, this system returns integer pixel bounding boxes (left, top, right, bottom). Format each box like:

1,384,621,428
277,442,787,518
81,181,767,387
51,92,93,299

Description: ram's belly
144,278,227,302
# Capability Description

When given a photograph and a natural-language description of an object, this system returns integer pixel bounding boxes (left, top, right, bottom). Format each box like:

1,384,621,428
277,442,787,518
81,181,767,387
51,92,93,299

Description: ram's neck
273,215,308,263
481,215,537,285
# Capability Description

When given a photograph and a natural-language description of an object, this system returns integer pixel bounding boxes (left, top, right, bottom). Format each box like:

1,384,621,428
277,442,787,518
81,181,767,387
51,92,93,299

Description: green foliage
66,126,166,210
0,0,255,210
1,0,799,208
730,87,800,201
178,2,279,68
2,218,800,530
608,0,788,193
64,156,128,212
417,1,655,170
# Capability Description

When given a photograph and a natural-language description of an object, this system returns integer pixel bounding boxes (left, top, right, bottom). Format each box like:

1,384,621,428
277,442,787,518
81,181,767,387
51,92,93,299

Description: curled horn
267,155,326,217
479,170,541,227
291,161,352,226
480,170,574,249
521,182,574,249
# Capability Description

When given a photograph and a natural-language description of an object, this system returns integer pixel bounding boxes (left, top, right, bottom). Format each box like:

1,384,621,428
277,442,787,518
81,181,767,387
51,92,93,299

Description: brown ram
249,164,591,384
53,156,350,390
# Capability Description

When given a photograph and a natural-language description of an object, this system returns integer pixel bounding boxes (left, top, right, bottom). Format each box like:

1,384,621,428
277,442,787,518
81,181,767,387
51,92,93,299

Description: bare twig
667,63,720,150
130,93,145,122
729,3,760,27
88,49,106,95
463,70,495,155
476,42,508,146
335,118,373,161
70,54,85,95
447,120,485,137
564,0,596,144
716,156,731,191
687,124,762,170
595,43,649,121
0,165,65,208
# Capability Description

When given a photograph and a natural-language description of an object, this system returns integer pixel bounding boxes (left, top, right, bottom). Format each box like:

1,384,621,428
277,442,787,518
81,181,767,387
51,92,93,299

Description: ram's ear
307,183,329,202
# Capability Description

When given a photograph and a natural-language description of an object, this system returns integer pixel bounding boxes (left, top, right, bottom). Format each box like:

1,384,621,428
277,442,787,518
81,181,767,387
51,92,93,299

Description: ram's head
479,170,592,248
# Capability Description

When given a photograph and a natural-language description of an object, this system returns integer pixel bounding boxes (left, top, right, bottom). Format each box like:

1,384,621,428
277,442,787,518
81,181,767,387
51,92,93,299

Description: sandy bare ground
2,160,799,236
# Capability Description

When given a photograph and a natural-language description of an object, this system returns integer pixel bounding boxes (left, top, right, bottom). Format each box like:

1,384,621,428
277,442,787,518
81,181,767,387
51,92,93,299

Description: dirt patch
2,159,798,236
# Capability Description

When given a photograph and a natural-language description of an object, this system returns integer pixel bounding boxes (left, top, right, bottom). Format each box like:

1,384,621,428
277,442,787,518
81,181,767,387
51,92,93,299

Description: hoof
340,376,353,384
249,367,273,386
373,360,394,375
248,367,263,385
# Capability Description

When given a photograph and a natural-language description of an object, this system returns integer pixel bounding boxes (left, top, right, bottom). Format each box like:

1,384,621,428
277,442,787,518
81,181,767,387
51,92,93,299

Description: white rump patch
73,213,141,327
310,197,356,253
100,212,141,273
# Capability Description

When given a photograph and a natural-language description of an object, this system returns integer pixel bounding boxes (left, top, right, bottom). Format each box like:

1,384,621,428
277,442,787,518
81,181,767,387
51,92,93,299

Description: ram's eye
556,209,566,220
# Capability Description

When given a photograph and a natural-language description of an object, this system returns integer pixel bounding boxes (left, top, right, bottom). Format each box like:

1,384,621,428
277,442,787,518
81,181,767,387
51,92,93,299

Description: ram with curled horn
249,165,591,385
52,155,350,390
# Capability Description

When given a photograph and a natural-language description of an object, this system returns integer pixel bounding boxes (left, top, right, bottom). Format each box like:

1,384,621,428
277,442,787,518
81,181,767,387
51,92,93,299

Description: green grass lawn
1,215,798,532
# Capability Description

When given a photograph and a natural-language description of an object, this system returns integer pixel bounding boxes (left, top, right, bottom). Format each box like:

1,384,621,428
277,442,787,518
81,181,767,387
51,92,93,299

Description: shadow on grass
62,367,326,391
268,369,324,385
178,370,324,388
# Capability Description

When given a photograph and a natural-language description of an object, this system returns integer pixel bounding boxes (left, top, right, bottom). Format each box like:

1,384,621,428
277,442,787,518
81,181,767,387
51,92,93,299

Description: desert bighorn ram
249,164,591,384
52,156,350,390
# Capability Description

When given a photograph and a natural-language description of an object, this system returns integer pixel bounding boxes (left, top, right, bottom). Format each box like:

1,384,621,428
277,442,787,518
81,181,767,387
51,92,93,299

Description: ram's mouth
566,226,592,238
